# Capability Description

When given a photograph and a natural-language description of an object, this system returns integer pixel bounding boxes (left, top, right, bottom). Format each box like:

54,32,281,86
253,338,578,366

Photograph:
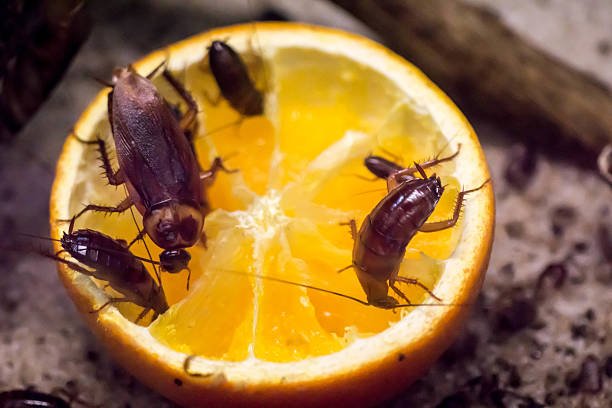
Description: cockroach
340,162,489,308
67,64,234,273
0,389,70,408
33,218,169,322
203,39,264,118
0,387,96,408
364,144,461,190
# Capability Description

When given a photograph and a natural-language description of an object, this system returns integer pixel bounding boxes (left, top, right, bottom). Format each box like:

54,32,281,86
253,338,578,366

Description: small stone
565,355,602,394
442,331,479,365
86,350,100,362
435,391,471,408
570,324,588,339
550,205,576,237
499,263,515,280
534,263,567,298
573,241,588,253
508,366,522,388
494,293,537,333
598,39,611,55
604,355,612,378
504,221,525,239
597,224,612,263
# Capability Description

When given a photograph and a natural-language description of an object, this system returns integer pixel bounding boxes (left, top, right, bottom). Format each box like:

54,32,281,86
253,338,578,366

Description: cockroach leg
135,307,152,324
63,196,133,225
127,229,147,249
418,179,490,233
89,297,132,315
340,219,358,241
337,219,358,273
42,253,95,276
394,276,442,301
73,133,124,186
389,282,412,304
185,267,192,291
143,59,167,80
337,264,353,273
161,69,198,134
200,157,239,184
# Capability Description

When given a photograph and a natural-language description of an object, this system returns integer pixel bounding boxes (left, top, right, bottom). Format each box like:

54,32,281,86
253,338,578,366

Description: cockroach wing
110,72,203,210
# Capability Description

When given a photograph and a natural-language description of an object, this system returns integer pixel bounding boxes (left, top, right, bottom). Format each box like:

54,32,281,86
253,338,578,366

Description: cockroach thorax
144,202,203,250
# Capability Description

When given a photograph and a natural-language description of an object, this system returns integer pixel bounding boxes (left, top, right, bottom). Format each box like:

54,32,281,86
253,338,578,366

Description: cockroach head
160,248,191,273
144,201,203,250
431,174,444,199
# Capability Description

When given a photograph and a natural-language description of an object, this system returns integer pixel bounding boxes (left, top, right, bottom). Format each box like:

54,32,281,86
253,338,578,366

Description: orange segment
50,23,494,407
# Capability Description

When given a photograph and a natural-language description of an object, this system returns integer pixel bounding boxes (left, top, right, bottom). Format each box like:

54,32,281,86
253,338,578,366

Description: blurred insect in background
0,387,98,408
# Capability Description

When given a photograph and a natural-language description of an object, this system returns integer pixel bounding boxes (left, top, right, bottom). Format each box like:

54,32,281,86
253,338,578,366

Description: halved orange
50,23,494,407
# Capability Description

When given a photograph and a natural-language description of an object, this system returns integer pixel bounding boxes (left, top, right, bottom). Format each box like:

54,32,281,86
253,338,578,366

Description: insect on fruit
206,39,264,117
35,217,169,322
68,63,235,274
339,157,489,309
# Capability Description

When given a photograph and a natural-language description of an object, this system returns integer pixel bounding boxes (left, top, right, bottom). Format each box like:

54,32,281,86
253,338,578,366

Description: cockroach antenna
213,268,470,309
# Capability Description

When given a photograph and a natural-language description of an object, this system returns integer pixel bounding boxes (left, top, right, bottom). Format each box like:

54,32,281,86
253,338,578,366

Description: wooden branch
330,0,612,161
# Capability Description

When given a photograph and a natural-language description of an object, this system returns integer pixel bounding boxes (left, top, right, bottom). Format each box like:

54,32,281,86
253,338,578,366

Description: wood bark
330,0,612,162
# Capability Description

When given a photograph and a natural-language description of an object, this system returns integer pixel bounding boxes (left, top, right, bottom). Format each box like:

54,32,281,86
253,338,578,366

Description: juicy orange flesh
67,46,463,362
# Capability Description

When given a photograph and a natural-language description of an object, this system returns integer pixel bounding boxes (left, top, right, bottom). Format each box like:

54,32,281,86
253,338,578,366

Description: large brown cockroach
33,218,169,322
339,158,489,308
68,64,234,273
205,40,264,116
